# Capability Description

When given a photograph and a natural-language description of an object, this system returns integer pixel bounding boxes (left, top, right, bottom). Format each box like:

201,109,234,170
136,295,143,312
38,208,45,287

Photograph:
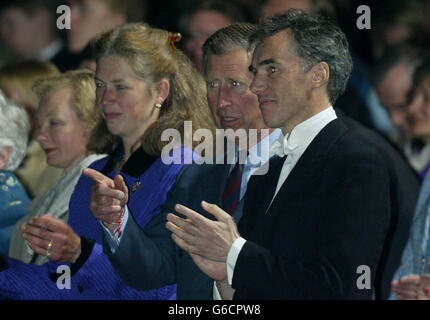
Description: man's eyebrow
249,59,278,72
258,58,277,67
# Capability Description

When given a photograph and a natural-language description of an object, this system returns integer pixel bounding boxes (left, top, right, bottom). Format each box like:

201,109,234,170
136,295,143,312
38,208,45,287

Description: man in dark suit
85,23,279,299
167,10,392,299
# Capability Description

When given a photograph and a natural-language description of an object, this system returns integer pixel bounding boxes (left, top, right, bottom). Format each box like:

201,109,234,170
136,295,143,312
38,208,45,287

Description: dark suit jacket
103,162,232,299
338,111,420,299
233,119,391,299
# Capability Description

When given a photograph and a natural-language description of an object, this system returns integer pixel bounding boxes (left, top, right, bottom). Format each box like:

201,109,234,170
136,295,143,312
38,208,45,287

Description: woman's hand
83,168,128,233
21,215,81,263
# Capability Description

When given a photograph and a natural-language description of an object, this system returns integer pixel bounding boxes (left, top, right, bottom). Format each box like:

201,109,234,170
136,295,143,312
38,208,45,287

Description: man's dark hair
202,22,257,75
250,9,353,104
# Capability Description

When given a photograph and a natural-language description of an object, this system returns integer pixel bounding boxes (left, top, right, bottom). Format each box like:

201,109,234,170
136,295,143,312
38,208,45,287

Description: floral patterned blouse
0,170,30,255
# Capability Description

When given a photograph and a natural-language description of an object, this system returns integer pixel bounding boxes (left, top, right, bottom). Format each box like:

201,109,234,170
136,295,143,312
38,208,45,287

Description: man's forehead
206,50,251,77
252,30,294,65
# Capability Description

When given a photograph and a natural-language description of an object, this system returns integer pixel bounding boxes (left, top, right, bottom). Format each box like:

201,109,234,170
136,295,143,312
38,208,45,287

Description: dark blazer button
178,249,183,257
78,285,84,293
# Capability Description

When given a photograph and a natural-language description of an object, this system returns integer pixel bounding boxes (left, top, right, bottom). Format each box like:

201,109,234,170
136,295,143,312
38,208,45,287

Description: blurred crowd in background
3,0,430,187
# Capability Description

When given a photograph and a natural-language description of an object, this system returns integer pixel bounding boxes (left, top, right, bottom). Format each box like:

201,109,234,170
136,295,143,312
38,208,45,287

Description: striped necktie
222,159,245,215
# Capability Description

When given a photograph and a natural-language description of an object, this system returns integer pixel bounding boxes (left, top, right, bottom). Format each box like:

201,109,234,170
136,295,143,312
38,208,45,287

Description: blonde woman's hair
33,69,117,155
92,23,216,156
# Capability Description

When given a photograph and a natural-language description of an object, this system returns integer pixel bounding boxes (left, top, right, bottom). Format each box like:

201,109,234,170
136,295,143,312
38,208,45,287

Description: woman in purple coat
0,23,214,299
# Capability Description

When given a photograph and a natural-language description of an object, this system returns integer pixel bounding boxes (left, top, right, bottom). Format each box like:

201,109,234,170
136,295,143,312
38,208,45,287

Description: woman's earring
155,103,162,109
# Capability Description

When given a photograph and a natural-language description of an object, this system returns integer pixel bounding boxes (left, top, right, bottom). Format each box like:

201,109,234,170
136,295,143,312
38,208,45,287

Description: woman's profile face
36,87,89,171
95,56,160,145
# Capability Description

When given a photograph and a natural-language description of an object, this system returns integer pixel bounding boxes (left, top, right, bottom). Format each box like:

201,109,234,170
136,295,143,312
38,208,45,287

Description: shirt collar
270,106,337,160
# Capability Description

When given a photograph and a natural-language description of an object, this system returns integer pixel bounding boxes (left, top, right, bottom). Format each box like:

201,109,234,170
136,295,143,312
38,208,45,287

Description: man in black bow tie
167,9,392,299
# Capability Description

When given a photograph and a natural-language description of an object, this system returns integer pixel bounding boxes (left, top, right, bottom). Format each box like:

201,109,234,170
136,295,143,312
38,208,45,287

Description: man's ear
310,61,330,89
155,79,170,106
0,146,11,170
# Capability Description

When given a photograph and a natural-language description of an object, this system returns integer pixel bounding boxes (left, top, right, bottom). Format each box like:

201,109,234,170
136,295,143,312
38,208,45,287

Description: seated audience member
0,0,78,71
178,0,245,72
0,22,214,299
8,69,108,266
235,3,418,300
405,58,430,180
373,44,421,141
372,44,430,176
391,58,430,300
0,60,63,198
0,92,30,255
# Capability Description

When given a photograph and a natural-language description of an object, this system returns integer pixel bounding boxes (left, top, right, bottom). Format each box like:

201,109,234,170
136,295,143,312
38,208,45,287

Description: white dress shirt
222,106,337,297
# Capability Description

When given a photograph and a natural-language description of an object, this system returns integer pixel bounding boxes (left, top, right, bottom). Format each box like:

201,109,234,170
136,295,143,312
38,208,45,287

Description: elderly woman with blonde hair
0,23,215,299
0,91,30,255
0,60,63,198
8,69,112,266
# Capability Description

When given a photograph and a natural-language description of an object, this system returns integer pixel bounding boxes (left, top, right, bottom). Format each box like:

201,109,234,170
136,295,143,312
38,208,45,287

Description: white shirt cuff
213,281,222,300
226,237,247,285
100,206,130,254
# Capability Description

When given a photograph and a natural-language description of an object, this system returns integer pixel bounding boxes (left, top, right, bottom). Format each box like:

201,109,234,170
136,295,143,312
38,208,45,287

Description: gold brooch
131,181,141,193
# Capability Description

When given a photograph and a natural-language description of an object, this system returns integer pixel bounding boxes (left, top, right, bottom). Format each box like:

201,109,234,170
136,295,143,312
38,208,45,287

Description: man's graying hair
202,22,257,75
250,9,353,104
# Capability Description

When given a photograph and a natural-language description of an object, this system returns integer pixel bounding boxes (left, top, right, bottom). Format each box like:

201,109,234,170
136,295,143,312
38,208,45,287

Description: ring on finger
46,240,53,257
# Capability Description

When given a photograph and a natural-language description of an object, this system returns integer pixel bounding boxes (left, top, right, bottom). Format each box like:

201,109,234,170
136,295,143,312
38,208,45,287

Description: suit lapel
267,119,349,216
